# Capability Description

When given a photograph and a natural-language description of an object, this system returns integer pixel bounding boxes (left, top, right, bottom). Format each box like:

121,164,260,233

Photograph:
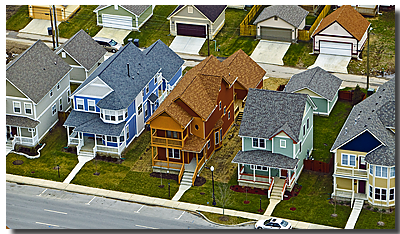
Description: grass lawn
198,7,259,57
283,41,317,68
272,171,352,228
200,211,252,225
123,5,177,46
355,208,395,229
6,123,78,182
311,100,353,163
58,5,102,38
6,5,32,31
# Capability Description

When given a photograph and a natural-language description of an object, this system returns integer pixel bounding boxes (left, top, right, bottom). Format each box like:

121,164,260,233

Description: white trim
87,99,96,112
51,103,57,116
76,98,85,110
333,129,385,152
13,101,21,114
24,102,33,115
280,139,286,148
252,137,266,149
6,96,31,101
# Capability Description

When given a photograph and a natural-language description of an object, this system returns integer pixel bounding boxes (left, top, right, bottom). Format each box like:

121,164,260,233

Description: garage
177,23,206,38
102,14,132,30
319,41,352,57
260,27,292,42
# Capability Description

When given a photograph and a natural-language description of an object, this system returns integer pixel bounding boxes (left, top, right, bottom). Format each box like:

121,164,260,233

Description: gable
295,88,323,98
172,5,209,21
6,80,28,99
318,21,353,38
340,130,382,153
75,77,113,99
150,111,183,131
258,16,296,29
58,49,80,66
97,5,136,17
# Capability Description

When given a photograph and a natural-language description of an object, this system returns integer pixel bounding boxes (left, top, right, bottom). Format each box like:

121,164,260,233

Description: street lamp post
205,166,216,206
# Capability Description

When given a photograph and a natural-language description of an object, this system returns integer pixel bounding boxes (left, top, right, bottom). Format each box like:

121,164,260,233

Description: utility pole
49,7,55,50
366,27,371,90
53,5,59,48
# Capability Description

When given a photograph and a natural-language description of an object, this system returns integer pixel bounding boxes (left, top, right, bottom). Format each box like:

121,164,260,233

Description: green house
232,89,317,200
93,5,153,31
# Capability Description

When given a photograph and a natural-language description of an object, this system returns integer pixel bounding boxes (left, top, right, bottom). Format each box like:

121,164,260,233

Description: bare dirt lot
6,5,21,20
6,41,30,64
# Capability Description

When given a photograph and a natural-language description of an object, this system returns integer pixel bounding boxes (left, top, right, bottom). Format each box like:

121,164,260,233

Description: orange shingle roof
312,5,371,41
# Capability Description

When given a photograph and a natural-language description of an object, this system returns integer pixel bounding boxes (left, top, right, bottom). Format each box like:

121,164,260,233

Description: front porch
6,125,39,148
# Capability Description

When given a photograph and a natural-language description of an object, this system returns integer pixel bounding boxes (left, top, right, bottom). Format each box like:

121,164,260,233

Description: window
375,166,388,178
390,167,395,177
126,125,130,140
13,101,21,113
195,125,199,130
252,138,266,149
382,167,388,178
220,129,223,142
228,111,231,120
274,16,278,20
110,111,116,121
118,114,123,121
207,140,211,149
144,103,148,117
52,103,57,116
375,188,387,201
250,165,268,171
138,104,143,115
223,106,226,115
369,185,373,198
390,188,395,200
307,118,309,129
59,98,63,111
67,89,71,104
120,135,124,142
188,6,193,13
219,101,222,110
61,51,66,58
24,103,32,115
76,98,84,110
370,165,374,175
114,5,118,10
146,86,149,94
215,131,219,145
303,125,306,136
50,89,53,97
173,131,178,139
280,139,286,148
57,82,60,90
341,154,356,167
112,136,117,142
88,100,95,112
168,148,180,159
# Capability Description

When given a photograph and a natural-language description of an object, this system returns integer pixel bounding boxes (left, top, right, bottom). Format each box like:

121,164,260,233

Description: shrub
374,207,379,212
352,85,364,105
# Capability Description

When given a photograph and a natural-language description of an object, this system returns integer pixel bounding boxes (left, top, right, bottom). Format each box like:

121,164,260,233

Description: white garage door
102,14,132,30
320,41,352,56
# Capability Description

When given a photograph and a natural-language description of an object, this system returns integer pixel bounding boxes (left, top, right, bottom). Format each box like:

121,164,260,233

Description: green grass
305,15,317,25
272,171,352,228
123,5,177,46
200,211,253,225
355,208,395,229
6,5,32,31
283,41,317,68
58,5,102,38
311,100,353,163
198,7,259,57
6,123,78,182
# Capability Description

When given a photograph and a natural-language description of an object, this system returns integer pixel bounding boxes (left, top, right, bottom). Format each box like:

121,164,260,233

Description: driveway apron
250,40,291,65
308,54,351,74
20,19,61,36
94,27,131,45
169,36,206,55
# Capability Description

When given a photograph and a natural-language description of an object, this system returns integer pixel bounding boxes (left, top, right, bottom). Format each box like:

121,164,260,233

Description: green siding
328,91,339,113
272,136,293,157
311,97,328,114
138,6,153,27
97,5,136,25
242,137,272,151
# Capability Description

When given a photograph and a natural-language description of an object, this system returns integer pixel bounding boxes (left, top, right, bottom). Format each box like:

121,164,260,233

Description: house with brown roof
146,50,265,187
311,5,371,58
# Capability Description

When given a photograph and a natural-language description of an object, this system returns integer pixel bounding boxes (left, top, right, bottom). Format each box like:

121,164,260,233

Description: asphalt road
6,182,253,229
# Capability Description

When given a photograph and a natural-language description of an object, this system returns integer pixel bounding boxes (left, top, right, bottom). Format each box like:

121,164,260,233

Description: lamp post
205,166,216,206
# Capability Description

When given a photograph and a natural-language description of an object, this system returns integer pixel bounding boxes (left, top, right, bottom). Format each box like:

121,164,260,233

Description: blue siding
126,115,137,143
142,75,158,102
168,67,183,87
74,96,101,112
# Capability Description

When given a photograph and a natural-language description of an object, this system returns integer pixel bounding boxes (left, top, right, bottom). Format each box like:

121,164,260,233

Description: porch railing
15,135,38,146
192,155,206,185
238,166,274,185
267,178,275,198
178,164,185,184
335,163,368,178
281,176,289,200
151,134,183,148
152,156,183,170
95,141,126,155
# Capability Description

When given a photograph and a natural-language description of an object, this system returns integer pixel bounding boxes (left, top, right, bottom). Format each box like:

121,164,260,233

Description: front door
281,169,287,177
11,127,18,136
359,156,366,169
358,180,366,194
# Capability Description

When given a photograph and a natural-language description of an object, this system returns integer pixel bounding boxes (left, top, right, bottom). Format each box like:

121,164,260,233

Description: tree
352,85,364,105
215,183,233,219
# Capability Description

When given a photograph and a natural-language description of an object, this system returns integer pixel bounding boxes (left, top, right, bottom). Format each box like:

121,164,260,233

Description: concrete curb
6,174,340,229
195,211,256,227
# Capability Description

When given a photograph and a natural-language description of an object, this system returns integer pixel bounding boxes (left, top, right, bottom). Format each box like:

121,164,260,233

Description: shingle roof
239,89,310,143
55,29,107,71
331,78,395,166
284,66,343,101
6,40,71,104
94,5,151,16
312,5,371,41
169,5,227,22
73,40,183,110
6,115,40,129
232,150,299,170
181,134,208,153
254,5,309,28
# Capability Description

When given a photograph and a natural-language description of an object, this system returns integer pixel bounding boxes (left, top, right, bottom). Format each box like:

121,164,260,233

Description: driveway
308,54,351,74
250,40,291,65
94,27,131,45
19,19,61,36
169,36,206,55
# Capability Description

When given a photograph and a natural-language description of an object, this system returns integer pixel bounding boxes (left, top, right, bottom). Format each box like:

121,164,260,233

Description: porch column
94,134,97,150
237,163,240,180
166,148,170,168
67,126,70,144
18,127,22,144
269,168,271,184
253,166,255,182
196,152,199,164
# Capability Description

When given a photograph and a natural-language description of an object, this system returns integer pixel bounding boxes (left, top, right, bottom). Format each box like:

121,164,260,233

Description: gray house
167,5,227,39
232,89,317,200
93,5,153,31
284,66,343,116
6,40,72,153
254,5,308,42
55,29,107,84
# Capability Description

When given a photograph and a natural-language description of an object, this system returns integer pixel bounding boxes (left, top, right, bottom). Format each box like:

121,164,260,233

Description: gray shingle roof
94,5,151,16
6,40,71,104
331,78,395,166
73,40,183,110
64,110,125,136
239,89,310,143
6,115,40,128
56,29,107,70
284,66,343,101
169,5,227,22
232,150,299,170
254,5,309,28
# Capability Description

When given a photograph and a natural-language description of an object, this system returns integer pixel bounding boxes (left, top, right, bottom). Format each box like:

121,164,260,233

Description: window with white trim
138,103,143,115
252,138,265,149
52,103,57,116
59,98,63,111
168,148,180,159
223,106,226,115
228,111,231,120
61,51,66,58
50,89,53,97
280,139,286,148
369,185,373,198
88,100,96,112
207,140,211,149
375,188,387,201
250,165,268,171
57,82,60,90
307,118,309,129
67,89,71,104
144,103,148,117
390,167,395,177
303,125,306,136
126,125,130,140
24,103,32,115
188,6,193,13
219,101,222,110
341,154,356,167
76,98,84,110
375,166,388,178
13,101,21,113
390,188,395,200
370,165,373,175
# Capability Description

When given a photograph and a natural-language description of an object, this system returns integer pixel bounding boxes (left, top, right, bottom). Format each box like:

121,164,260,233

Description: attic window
61,52,66,58
188,6,193,13
274,16,278,21
114,5,118,10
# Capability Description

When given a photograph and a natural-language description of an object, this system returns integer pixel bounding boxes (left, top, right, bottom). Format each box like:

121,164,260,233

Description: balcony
335,163,368,178
151,131,183,148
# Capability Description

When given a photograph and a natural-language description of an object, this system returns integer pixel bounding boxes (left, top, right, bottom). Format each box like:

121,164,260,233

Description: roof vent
364,124,367,128
344,127,348,135
127,63,130,77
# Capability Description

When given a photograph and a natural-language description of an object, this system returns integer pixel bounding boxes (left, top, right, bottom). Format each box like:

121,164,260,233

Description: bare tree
215,183,233,218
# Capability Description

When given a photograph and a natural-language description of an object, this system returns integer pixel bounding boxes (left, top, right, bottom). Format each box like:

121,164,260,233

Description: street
6,182,253,229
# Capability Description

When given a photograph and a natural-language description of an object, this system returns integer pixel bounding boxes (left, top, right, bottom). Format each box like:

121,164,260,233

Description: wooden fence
298,5,331,41
239,5,262,36
338,90,366,102
303,155,334,174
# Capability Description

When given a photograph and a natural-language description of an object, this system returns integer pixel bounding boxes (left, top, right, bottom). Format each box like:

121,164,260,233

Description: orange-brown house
146,50,265,185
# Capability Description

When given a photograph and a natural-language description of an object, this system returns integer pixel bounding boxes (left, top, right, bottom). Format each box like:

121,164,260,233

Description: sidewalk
6,174,340,229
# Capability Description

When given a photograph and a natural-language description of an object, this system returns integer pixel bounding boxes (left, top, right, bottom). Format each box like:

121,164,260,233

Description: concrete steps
6,141,14,155
78,150,95,158
180,171,194,186
345,199,364,229
236,112,243,122
172,171,194,201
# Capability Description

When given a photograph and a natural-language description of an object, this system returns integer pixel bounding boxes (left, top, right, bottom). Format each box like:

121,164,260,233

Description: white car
255,218,292,229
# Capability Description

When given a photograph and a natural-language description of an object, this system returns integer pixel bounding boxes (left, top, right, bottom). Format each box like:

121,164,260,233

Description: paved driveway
20,19,61,36
308,54,351,74
250,40,291,65
94,27,131,45
169,36,206,55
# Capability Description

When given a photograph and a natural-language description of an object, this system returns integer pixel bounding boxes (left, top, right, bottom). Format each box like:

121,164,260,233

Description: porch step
236,112,243,121
180,172,194,186
78,150,95,158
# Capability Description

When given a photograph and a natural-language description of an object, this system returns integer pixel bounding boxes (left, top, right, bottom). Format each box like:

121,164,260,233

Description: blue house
63,40,184,157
